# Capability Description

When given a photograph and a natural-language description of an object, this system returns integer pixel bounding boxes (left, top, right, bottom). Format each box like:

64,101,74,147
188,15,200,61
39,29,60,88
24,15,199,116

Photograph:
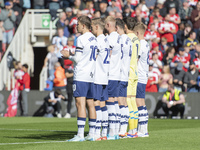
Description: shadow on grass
5,131,89,141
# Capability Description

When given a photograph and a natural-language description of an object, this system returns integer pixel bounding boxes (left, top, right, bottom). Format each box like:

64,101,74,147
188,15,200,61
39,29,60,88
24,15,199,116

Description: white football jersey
138,39,150,84
107,31,122,81
120,34,132,82
73,32,97,83
94,34,110,85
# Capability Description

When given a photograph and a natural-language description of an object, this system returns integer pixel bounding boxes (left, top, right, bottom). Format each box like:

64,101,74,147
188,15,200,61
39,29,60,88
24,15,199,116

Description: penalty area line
0,141,66,145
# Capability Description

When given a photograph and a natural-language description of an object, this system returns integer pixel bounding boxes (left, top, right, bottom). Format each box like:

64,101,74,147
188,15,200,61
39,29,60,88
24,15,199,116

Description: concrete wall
0,91,199,118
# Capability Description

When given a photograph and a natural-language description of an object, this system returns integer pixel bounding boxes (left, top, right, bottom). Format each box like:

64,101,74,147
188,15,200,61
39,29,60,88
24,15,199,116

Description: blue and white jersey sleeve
73,32,97,83
137,39,150,84
120,34,132,82
107,31,122,81
94,34,110,85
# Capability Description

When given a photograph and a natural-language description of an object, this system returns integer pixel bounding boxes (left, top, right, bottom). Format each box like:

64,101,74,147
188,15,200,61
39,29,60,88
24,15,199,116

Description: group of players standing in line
61,15,150,142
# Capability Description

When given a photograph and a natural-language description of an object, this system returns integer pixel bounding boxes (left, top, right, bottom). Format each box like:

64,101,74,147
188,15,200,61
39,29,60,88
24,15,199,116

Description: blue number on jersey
136,44,139,57
90,45,97,61
103,48,110,64
129,45,132,57
121,44,123,59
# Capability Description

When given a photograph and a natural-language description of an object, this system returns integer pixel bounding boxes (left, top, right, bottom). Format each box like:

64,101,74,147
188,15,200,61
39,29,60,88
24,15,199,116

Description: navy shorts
73,81,94,99
136,82,146,99
94,84,108,101
119,81,128,97
108,80,120,97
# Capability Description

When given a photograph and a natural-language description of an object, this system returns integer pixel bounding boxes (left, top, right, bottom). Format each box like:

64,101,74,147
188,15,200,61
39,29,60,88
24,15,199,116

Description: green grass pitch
0,117,200,150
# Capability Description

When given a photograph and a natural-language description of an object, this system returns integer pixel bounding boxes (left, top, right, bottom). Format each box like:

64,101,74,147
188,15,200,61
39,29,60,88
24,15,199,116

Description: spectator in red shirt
158,14,177,46
69,10,82,34
149,42,163,61
144,23,160,43
193,51,200,73
169,7,181,25
170,47,189,72
17,64,30,116
146,62,158,92
149,7,163,24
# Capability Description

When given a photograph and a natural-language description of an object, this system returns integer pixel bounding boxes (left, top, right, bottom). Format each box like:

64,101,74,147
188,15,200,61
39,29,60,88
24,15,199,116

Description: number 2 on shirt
103,48,110,64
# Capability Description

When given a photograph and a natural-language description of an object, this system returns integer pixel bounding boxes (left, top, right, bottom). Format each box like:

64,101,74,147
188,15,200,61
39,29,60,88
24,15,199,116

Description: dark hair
152,52,158,57
78,16,91,30
15,61,21,66
189,31,195,36
54,89,62,98
166,47,174,54
22,64,28,69
116,18,125,30
123,17,136,31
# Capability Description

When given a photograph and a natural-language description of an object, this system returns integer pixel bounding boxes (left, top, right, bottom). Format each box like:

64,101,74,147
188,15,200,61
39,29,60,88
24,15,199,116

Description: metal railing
0,9,61,91
39,66,48,91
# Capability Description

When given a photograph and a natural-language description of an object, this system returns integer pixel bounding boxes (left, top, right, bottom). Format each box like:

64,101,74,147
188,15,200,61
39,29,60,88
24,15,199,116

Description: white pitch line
0,128,66,132
0,141,66,146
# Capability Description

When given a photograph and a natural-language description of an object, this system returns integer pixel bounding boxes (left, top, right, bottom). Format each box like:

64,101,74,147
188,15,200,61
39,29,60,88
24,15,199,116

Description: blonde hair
133,22,146,34
105,16,116,26
92,18,105,30
47,45,55,52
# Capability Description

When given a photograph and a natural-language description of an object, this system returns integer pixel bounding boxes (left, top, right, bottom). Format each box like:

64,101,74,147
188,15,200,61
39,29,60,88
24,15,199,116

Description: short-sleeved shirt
127,33,140,80
120,34,132,82
73,32,97,83
94,34,110,85
138,39,150,84
46,52,58,70
107,31,122,81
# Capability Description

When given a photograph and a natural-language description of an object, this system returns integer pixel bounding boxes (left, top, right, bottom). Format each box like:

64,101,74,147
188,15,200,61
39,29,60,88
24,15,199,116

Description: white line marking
0,128,66,132
0,141,66,145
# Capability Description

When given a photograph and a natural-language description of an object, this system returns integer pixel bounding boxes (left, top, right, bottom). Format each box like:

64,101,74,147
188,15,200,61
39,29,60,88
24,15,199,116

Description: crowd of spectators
42,0,200,95
0,0,200,95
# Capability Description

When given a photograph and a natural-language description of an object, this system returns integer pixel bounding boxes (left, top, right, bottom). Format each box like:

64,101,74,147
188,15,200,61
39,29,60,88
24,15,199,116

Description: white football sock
101,106,108,137
77,117,86,138
95,106,102,137
115,101,121,135
106,102,116,136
